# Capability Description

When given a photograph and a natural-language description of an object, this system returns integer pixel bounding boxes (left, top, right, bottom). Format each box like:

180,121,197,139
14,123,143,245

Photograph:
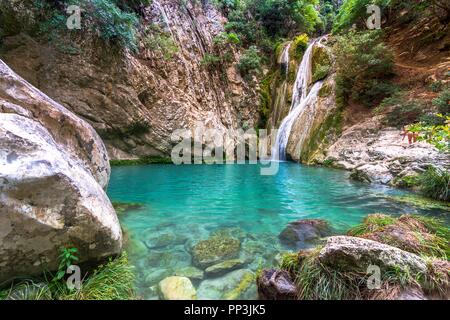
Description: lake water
107,162,446,299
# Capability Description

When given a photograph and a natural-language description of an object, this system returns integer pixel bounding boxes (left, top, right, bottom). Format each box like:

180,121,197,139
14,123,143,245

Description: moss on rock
311,45,331,83
191,234,241,269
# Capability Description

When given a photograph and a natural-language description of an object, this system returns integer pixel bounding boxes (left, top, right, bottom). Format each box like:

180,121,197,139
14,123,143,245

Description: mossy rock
158,276,197,300
348,214,449,260
223,269,255,300
174,266,204,281
311,45,331,83
191,234,241,269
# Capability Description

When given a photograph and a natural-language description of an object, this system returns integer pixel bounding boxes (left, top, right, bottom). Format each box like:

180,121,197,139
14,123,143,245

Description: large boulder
318,236,427,274
0,60,122,283
279,219,331,249
257,269,297,300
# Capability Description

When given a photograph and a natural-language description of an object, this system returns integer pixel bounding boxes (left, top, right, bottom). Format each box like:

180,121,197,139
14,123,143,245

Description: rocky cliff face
0,0,259,159
0,60,122,284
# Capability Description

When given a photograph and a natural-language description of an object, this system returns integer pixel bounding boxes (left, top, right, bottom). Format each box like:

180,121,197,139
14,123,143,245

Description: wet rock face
257,269,297,300
0,0,259,160
279,219,331,249
318,236,427,274
0,60,122,284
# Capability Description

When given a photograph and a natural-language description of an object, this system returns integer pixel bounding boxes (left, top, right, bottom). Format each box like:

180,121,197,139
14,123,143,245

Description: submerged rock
144,269,172,286
257,269,297,300
112,201,145,215
158,276,197,300
0,60,121,283
279,219,331,249
191,234,241,269
174,266,204,281
205,259,246,277
143,232,187,249
318,236,427,274
197,269,256,300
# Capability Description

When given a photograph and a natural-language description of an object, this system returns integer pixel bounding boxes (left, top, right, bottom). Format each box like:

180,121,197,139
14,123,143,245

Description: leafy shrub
429,81,443,92
410,114,450,152
333,0,391,33
334,30,394,107
432,88,450,115
291,33,309,59
143,25,178,60
418,167,450,201
382,95,423,127
34,0,139,50
237,46,262,76
201,53,222,69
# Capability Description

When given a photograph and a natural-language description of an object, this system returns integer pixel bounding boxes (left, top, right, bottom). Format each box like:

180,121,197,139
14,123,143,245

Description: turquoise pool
107,162,446,299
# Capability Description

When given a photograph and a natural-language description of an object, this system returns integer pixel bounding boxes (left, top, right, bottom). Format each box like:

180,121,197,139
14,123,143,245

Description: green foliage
291,33,309,60
429,81,443,93
143,25,178,60
409,114,450,152
201,53,222,69
418,167,450,201
237,45,262,76
432,88,450,115
333,0,391,33
334,30,394,107
380,92,424,127
53,247,79,283
0,252,135,300
34,0,139,50
60,253,135,300
279,252,300,274
347,214,396,236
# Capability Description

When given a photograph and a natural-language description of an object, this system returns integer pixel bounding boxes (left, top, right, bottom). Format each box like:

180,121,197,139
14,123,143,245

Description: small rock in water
197,269,256,300
191,234,241,269
143,232,186,249
257,269,297,300
174,266,204,281
278,219,331,249
205,259,246,277
158,276,197,300
144,268,171,286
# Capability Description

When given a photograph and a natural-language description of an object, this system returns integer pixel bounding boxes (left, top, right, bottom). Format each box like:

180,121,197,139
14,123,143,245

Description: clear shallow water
107,162,446,300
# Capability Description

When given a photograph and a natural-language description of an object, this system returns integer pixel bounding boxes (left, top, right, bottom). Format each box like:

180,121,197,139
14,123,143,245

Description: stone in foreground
0,60,122,283
257,269,297,300
158,276,197,300
318,236,427,274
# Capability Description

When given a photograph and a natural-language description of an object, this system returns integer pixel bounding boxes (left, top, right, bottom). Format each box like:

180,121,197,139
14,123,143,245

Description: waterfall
271,38,325,161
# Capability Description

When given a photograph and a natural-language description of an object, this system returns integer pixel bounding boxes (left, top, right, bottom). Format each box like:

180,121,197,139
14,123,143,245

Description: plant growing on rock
237,46,262,77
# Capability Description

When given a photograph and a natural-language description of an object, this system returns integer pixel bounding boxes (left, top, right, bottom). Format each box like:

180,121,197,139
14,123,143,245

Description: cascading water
271,37,325,161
